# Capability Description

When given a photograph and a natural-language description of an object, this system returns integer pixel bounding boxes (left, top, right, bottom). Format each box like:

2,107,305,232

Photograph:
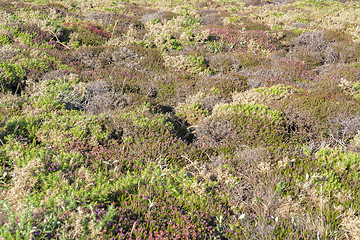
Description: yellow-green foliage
141,13,204,50
37,111,109,145
163,53,209,73
214,102,283,122
122,103,172,129
176,102,209,125
2,110,109,147
314,147,360,194
0,35,11,45
255,84,298,99
176,92,210,125
0,61,26,90
1,78,110,147
232,85,298,107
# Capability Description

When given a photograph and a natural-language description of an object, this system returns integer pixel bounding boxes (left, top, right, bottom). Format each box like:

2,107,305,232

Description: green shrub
196,102,288,149
187,54,209,74
216,102,283,123
0,35,12,45
314,147,360,194
255,84,298,100
0,62,26,92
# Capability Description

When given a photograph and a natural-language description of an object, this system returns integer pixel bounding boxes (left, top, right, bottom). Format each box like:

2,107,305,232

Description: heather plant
130,45,164,70
0,113,225,238
208,27,277,55
325,65,360,84
260,57,318,85
286,30,360,68
64,22,111,47
270,85,360,142
5,23,57,48
18,53,61,81
208,27,247,53
238,17,271,31
138,71,200,106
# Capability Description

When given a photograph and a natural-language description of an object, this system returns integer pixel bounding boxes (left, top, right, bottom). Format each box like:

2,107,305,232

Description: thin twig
181,155,193,164
205,152,212,161
129,221,137,239
46,29,71,50
330,134,345,148
112,20,118,37
14,81,22,95
183,131,191,139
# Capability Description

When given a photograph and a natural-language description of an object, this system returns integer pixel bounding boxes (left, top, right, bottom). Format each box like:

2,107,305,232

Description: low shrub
195,102,288,149
313,147,360,194
197,73,248,98
262,57,317,85
65,22,111,47
0,61,26,93
208,52,267,74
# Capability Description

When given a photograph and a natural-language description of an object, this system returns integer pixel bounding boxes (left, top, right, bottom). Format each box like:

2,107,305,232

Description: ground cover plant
1,0,360,239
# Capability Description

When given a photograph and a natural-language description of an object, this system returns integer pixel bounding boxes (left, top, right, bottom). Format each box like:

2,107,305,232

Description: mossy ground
1,0,360,239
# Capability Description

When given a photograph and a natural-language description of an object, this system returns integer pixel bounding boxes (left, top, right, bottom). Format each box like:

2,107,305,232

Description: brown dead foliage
0,159,44,216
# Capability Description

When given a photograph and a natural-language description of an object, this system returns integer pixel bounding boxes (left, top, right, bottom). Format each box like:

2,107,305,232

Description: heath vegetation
1,0,360,239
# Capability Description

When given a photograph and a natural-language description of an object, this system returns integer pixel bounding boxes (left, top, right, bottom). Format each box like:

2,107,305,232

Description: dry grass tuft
62,206,92,239
0,44,19,62
350,131,360,151
0,159,43,215
231,148,281,217
341,209,360,239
